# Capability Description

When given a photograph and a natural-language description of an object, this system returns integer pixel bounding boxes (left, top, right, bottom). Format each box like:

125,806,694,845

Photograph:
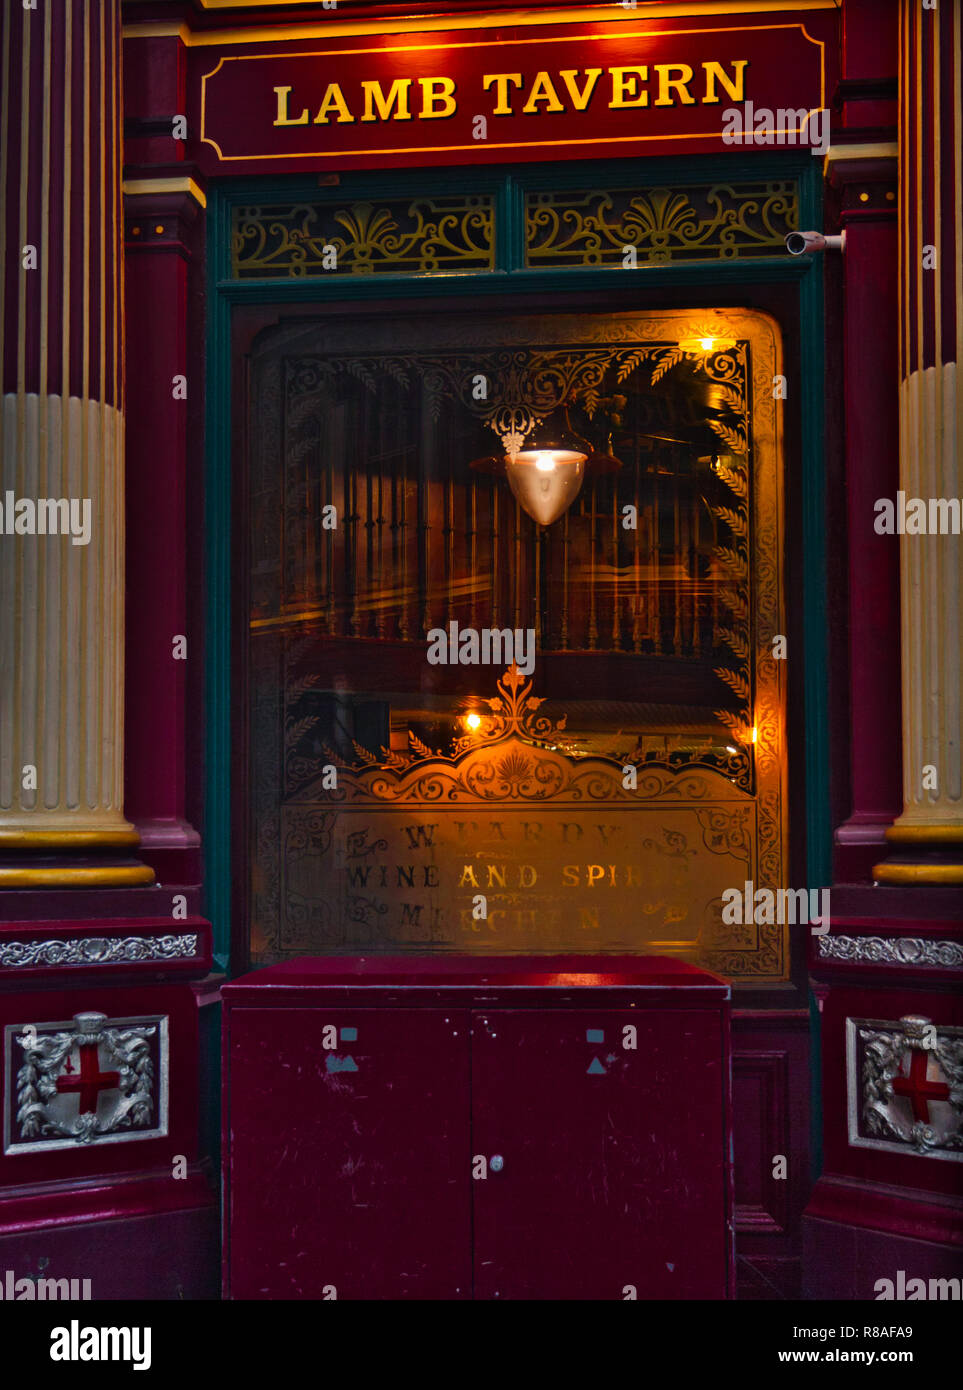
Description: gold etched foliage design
232,197,494,278
285,334,755,515
526,182,799,267
286,665,751,805
628,338,754,754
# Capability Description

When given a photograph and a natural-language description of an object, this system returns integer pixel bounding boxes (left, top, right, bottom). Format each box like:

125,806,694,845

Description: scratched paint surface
226,974,729,1299
471,1009,727,1299
229,1007,472,1299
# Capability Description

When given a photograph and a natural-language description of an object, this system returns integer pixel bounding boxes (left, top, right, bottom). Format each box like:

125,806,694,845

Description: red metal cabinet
227,1006,471,1299
223,956,733,1300
471,1008,728,1299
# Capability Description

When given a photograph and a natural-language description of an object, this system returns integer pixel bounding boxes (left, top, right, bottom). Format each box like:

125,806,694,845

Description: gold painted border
124,2,839,46
823,141,898,164
197,23,827,163
885,824,963,843
0,829,141,848
873,864,963,884
123,176,208,208
0,866,156,887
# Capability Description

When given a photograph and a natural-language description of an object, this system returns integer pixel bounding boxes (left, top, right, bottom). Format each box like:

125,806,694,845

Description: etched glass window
245,309,787,981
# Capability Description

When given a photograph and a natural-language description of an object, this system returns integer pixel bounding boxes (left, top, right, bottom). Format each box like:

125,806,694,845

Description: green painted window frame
204,152,829,975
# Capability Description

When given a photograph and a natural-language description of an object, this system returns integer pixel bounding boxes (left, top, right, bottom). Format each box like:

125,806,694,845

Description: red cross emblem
55,1044,121,1115
892,1049,950,1124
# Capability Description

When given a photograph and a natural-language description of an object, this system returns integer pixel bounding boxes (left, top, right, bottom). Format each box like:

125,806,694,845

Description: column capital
124,177,206,262
825,143,897,228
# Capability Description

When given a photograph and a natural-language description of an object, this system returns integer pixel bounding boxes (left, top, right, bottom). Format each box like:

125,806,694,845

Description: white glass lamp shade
503,444,587,526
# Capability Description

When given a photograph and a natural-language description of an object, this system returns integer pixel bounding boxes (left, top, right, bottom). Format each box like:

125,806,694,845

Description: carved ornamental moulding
847,1016,963,1162
5,1012,170,1155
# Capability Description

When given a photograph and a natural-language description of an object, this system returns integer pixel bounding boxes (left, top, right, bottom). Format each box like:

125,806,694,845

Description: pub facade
1,0,961,1301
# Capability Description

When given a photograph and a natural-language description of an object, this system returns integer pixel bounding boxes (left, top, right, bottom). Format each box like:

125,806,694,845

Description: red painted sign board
192,6,838,175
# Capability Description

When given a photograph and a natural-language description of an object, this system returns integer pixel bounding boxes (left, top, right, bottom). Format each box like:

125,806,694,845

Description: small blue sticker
326,1055,359,1073
586,1028,604,1043
340,1027,358,1042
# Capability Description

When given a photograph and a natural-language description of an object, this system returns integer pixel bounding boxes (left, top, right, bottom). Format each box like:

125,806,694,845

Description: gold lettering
419,76,457,119
586,865,605,887
702,60,749,104
559,68,602,111
274,85,309,126
522,71,565,114
625,864,641,887
459,864,480,887
654,63,696,107
314,84,355,124
610,66,649,109
486,865,507,888
562,865,580,887
483,72,523,116
519,865,538,888
361,77,413,123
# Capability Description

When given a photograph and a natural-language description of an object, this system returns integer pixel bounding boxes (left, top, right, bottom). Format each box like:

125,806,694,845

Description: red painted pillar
0,3,216,1300
804,0,963,1299
830,0,903,883
121,24,204,889
124,186,203,888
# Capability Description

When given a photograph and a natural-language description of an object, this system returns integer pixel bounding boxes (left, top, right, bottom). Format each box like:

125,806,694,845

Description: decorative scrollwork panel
232,196,495,278
526,182,799,268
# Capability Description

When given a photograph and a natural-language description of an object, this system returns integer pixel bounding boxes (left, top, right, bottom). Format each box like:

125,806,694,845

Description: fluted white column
0,0,150,885
875,0,963,882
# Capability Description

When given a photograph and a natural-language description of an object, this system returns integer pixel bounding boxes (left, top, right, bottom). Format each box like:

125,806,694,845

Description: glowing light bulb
465,712,481,731
534,452,557,472
700,337,714,351
751,726,758,743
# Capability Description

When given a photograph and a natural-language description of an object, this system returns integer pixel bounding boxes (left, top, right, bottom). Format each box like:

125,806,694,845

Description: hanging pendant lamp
502,418,588,527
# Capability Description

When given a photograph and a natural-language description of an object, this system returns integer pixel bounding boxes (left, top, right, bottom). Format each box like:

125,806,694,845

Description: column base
873,825,963,885
0,830,155,888
132,818,202,887
802,1176,963,1299
0,1168,218,1300
834,815,897,883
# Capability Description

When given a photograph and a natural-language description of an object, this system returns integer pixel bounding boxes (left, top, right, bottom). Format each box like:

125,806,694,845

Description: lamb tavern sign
192,7,834,174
